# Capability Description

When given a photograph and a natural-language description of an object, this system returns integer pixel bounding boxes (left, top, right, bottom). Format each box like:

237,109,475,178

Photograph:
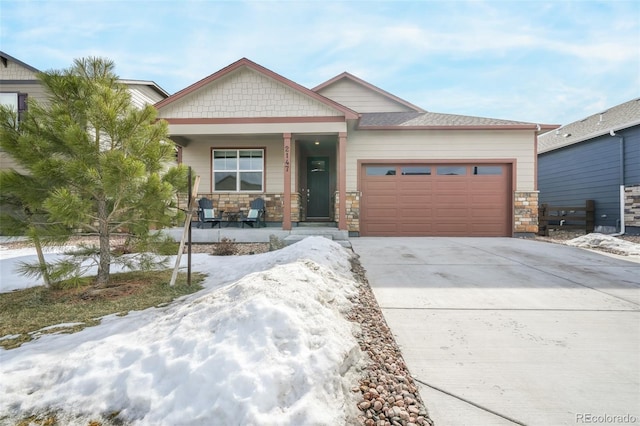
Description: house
538,98,640,235
157,58,557,237
0,51,169,171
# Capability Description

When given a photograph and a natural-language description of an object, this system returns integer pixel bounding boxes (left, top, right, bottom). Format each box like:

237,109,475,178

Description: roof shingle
538,98,640,153
358,111,541,128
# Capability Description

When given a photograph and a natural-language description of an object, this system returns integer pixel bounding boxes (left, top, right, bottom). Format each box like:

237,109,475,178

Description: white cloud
1,0,637,123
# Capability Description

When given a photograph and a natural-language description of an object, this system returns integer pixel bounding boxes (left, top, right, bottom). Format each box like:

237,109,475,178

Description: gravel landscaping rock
349,255,434,426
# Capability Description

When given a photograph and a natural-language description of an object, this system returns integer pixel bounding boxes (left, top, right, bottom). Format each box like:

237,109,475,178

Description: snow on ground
0,237,364,425
565,233,640,256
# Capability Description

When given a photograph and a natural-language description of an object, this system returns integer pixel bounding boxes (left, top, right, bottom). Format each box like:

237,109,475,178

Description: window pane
310,160,326,172
0,93,18,111
214,151,237,170
401,166,431,175
214,172,236,191
240,172,262,191
239,150,263,170
366,166,396,176
437,166,467,176
473,166,502,175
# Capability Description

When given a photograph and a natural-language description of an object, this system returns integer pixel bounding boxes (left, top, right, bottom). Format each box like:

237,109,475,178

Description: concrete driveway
350,237,640,426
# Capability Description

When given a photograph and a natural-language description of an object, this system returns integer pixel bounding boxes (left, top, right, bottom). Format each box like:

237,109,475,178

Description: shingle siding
158,67,341,119
0,59,38,80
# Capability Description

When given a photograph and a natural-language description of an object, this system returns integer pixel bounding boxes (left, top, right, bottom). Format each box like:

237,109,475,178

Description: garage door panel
366,223,399,234
397,198,432,208
400,181,433,191
434,223,470,234
365,208,398,218
433,203,469,213
400,209,435,219
367,195,398,204
434,181,469,191
364,180,397,190
471,194,506,204
361,163,511,236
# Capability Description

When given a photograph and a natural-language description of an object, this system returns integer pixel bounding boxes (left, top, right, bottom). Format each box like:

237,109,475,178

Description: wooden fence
538,200,595,236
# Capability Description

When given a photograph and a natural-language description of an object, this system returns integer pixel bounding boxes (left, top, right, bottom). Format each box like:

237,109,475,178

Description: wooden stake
169,175,200,287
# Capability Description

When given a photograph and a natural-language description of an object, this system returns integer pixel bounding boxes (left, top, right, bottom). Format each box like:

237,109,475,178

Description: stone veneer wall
334,191,361,233
178,193,300,222
290,193,302,224
625,185,640,228
178,192,301,224
514,191,539,235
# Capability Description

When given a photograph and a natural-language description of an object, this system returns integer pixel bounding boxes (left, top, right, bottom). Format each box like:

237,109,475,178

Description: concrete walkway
350,237,640,426
159,226,351,247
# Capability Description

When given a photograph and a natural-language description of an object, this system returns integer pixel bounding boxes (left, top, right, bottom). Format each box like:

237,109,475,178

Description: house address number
284,145,290,172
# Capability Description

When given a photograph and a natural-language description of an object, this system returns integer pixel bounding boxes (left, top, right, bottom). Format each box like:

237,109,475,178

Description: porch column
283,133,292,230
338,132,347,230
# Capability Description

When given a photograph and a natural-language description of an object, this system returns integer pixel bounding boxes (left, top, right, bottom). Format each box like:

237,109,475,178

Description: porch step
290,227,349,240
296,221,337,227
283,234,351,248
285,227,351,248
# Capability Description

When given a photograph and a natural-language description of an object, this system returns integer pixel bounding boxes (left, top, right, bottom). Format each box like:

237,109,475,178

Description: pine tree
0,57,187,287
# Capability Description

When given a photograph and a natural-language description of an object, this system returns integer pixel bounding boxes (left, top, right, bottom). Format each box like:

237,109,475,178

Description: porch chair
241,197,266,228
197,197,222,228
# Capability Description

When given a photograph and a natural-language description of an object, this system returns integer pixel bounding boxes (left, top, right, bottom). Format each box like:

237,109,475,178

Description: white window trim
213,148,265,192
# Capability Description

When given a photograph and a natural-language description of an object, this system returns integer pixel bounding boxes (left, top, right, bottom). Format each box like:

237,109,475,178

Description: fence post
538,203,548,236
585,200,595,233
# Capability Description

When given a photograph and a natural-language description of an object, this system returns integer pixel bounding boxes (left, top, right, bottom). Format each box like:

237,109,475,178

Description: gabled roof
312,72,426,113
538,98,640,153
119,79,169,98
155,58,359,119
0,51,40,74
0,52,168,99
358,111,557,132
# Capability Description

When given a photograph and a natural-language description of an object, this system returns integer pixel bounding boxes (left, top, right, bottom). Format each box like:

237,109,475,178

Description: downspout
610,130,626,235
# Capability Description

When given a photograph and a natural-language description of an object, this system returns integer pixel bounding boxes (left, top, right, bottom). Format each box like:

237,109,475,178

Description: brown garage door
360,163,512,236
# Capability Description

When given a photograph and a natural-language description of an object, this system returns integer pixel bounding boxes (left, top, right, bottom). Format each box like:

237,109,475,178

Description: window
366,166,396,176
401,166,431,175
437,166,467,175
213,149,263,192
0,93,17,111
473,166,502,175
0,92,27,122
310,160,326,172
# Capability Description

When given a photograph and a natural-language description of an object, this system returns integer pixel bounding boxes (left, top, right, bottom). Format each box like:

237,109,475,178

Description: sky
0,0,639,125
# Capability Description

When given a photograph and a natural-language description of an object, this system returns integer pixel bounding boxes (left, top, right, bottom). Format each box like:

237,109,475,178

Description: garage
360,163,512,236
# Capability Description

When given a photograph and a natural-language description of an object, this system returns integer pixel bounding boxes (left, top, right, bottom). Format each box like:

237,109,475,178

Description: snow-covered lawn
0,237,364,425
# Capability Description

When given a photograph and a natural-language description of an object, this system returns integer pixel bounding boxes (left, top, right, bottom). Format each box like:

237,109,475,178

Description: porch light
314,141,320,145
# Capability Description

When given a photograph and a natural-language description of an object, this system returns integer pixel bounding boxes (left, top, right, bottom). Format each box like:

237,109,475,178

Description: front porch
172,130,354,232
160,225,351,248
154,58,360,233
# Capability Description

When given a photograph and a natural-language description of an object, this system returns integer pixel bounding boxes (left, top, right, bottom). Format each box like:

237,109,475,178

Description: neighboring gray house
538,98,640,234
0,51,169,172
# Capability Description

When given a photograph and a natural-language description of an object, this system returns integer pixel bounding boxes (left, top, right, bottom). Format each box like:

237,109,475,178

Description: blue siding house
538,98,640,235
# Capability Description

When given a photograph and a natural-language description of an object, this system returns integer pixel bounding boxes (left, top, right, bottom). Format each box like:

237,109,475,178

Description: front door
306,157,330,218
